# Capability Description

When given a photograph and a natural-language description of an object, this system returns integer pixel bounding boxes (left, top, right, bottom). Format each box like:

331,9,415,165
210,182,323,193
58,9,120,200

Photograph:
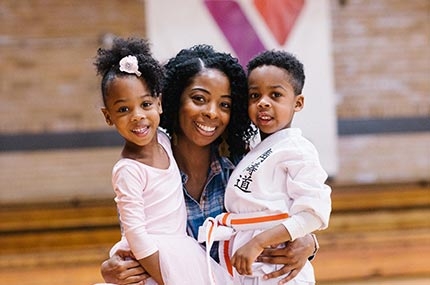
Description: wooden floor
1,182,429,285
1,263,429,285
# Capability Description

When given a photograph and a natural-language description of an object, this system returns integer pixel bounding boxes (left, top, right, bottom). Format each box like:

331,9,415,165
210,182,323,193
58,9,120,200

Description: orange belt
198,211,289,279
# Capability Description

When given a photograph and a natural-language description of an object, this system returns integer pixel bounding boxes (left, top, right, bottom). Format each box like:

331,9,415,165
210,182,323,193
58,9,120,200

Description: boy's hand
231,239,264,276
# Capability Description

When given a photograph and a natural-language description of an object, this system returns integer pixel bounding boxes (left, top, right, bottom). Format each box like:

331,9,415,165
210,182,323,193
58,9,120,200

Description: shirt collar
180,146,235,184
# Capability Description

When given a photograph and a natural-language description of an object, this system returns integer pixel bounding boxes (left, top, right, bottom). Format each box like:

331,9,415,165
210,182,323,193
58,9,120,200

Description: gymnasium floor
1,183,429,285
1,263,429,285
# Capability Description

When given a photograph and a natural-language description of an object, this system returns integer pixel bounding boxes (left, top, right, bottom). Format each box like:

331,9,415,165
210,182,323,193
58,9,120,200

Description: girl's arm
112,162,163,284
137,251,164,285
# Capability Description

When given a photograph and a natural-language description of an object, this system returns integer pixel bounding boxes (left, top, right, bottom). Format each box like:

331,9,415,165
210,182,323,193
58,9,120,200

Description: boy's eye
272,92,282,98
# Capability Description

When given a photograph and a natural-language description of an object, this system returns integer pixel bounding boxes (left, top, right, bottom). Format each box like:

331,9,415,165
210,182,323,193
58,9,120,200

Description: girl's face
178,68,232,147
248,65,304,140
101,76,162,148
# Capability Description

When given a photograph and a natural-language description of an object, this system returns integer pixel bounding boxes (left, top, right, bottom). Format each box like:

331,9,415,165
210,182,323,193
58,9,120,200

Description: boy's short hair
247,50,305,95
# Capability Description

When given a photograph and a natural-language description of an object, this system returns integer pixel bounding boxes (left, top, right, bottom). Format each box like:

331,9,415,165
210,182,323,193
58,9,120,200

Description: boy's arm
232,209,323,275
231,224,291,275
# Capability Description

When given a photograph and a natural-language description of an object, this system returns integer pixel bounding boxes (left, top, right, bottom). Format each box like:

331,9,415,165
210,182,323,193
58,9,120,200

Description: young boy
200,50,331,285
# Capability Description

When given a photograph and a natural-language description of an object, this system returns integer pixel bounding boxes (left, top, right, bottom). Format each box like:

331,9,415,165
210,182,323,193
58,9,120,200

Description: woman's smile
195,121,216,135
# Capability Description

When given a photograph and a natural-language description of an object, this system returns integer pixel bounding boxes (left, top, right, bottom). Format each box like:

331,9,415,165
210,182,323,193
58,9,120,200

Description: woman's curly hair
160,44,255,157
94,37,164,106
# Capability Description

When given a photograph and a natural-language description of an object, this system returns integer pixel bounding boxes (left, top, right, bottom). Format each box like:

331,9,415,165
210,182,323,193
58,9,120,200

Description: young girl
94,37,232,285
199,50,331,285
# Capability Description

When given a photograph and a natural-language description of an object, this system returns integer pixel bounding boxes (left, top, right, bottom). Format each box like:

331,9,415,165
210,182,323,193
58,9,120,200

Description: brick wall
0,0,429,203
330,0,429,184
332,0,429,119
0,0,146,203
0,0,146,134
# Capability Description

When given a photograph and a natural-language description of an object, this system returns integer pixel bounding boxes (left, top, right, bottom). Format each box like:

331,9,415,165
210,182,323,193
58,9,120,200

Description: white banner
145,0,338,176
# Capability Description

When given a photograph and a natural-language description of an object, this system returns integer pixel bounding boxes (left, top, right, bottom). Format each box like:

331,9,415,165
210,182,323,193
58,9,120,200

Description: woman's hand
100,249,150,285
256,234,315,284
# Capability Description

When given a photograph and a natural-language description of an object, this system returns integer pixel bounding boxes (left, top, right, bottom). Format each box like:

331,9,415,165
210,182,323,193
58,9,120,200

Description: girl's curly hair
94,37,164,105
160,44,255,157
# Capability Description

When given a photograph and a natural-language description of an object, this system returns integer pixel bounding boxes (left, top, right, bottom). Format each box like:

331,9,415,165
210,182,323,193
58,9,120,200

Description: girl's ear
294,95,304,112
157,95,163,114
101,108,113,125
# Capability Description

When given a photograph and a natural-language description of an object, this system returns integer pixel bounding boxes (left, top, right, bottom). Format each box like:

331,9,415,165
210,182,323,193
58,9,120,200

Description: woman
100,44,318,285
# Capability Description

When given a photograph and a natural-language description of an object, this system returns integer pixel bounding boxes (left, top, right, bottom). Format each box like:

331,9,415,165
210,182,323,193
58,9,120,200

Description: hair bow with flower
119,55,141,76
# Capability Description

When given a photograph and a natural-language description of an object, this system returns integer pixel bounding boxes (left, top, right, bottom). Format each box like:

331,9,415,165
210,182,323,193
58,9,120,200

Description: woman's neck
172,140,211,174
172,138,212,201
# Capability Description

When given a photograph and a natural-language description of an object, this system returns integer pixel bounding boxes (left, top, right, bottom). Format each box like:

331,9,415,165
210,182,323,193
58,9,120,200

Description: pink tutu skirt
144,234,233,285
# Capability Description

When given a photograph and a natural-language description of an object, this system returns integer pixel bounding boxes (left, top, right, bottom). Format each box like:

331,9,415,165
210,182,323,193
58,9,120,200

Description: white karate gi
223,128,332,285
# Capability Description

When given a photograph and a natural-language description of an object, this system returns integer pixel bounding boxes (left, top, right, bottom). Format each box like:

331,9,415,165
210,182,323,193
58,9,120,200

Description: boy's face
248,65,304,140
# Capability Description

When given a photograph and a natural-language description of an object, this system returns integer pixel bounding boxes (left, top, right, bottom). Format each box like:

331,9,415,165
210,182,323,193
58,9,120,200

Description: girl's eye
272,92,282,98
118,106,129,113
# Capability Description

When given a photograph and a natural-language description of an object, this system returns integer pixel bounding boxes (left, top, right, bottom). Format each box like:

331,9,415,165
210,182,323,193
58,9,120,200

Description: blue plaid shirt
181,148,238,262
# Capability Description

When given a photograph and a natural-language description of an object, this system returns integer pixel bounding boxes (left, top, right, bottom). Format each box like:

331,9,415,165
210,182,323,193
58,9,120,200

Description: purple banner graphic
204,0,265,65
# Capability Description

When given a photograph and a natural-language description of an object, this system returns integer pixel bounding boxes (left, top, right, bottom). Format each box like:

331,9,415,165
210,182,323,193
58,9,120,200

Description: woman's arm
100,249,149,285
257,234,317,283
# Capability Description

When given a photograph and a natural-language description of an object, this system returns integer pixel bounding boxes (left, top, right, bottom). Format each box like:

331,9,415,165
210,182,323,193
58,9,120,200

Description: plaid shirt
181,148,237,262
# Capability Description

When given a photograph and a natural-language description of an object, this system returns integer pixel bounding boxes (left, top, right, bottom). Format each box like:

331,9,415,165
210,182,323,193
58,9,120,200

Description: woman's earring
172,133,178,146
218,137,230,157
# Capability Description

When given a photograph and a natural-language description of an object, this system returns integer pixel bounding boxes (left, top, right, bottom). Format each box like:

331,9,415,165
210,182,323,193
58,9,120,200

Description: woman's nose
203,103,218,119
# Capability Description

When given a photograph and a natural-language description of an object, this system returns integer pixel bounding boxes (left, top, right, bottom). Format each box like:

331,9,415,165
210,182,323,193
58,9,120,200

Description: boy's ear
101,108,113,125
294,95,304,111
